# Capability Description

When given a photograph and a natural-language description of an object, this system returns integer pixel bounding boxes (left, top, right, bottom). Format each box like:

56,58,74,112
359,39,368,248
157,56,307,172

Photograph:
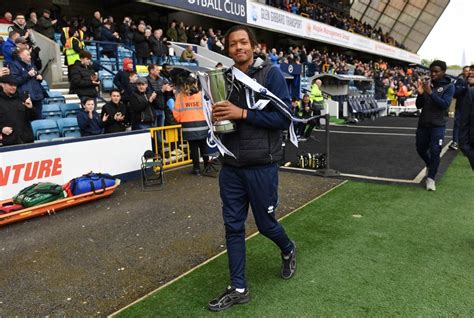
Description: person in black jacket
0,75,37,146
415,60,455,191
101,89,127,133
99,21,120,58
133,24,150,65
69,50,99,104
8,14,35,47
150,29,168,66
450,66,469,150
89,11,102,40
9,48,45,119
208,26,295,312
459,68,474,169
128,77,156,130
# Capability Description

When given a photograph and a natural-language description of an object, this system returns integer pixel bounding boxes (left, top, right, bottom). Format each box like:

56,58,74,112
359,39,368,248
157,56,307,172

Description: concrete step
50,88,69,95
51,81,70,89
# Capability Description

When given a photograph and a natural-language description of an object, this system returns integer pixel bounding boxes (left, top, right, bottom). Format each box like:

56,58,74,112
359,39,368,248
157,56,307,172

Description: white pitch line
108,181,348,317
332,124,453,131
339,173,418,184
317,130,417,137
413,142,452,183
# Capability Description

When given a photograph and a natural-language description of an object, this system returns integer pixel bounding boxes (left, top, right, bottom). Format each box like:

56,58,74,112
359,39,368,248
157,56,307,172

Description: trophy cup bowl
203,69,237,134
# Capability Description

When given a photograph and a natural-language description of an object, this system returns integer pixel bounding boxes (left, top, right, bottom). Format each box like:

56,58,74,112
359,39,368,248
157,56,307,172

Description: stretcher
0,179,121,227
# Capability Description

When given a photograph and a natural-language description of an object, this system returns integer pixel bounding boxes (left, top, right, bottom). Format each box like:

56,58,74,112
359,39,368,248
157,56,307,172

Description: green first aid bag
13,182,66,208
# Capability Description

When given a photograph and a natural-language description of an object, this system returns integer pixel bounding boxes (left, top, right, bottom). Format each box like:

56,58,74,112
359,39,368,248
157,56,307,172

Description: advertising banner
247,3,421,64
149,0,247,23
0,132,150,200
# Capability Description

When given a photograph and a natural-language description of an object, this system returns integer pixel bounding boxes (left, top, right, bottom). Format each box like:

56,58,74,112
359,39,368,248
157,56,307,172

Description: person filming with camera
415,60,454,191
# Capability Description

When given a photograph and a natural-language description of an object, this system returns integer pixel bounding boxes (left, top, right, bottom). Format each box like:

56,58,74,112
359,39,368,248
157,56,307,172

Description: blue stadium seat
60,103,81,118
47,90,63,98
42,103,63,119
101,76,115,91
43,96,66,105
40,80,50,91
31,119,60,141
56,117,81,138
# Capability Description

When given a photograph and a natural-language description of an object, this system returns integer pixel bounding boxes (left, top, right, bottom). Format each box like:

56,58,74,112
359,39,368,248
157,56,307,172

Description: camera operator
415,60,455,191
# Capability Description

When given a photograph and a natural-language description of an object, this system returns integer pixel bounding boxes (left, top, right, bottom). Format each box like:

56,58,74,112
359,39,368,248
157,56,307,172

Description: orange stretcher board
0,179,121,227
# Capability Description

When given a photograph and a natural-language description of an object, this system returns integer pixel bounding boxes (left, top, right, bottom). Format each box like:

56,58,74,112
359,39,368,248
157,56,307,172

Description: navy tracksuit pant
416,126,446,180
219,163,293,289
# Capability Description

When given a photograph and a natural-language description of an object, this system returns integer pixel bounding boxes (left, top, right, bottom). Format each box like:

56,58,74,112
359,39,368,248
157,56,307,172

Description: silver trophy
199,69,236,134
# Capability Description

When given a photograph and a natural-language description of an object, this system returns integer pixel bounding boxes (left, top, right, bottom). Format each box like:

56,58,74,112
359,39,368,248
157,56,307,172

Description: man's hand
417,80,424,95
114,112,125,122
36,74,43,81
2,127,13,135
28,69,37,77
149,91,157,103
102,113,109,122
423,80,432,95
24,97,33,108
0,67,9,77
92,80,100,86
212,100,246,121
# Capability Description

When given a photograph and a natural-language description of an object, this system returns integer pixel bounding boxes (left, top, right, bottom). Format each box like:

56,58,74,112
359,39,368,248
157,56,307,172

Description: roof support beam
388,0,410,34
401,0,430,47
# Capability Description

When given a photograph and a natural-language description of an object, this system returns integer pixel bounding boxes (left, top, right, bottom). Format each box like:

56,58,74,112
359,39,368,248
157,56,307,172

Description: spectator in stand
460,67,474,169
415,60,454,191
101,89,127,133
0,11,13,24
113,58,135,104
180,45,197,64
128,77,156,130
396,80,409,106
69,50,100,105
386,81,397,106
77,97,106,136
9,48,44,119
199,34,208,48
36,9,57,40
99,20,120,58
166,21,178,42
8,14,35,46
301,93,320,139
177,21,187,43
187,25,199,44
146,64,172,128
26,11,38,30
89,11,102,40
2,30,19,67
450,66,470,151
173,74,209,175
134,24,151,65
0,74,36,146
150,29,168,66
119,17,133,47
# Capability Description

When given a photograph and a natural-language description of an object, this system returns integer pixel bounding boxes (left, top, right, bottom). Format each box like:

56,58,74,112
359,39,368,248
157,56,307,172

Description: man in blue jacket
208,25,296,312
415,60,455,191
2,30,19,67
450,66,470,150
9,48,45,118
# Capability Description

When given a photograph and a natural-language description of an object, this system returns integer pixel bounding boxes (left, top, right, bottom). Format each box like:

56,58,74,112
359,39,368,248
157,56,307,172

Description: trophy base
213,120,236,134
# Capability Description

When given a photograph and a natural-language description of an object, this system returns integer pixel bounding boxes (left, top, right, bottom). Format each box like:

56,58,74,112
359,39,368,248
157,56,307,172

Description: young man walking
208,25,296,312
415,60,455,191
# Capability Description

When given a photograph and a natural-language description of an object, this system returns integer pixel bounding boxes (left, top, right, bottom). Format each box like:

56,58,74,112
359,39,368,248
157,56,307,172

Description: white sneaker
426,178,436,191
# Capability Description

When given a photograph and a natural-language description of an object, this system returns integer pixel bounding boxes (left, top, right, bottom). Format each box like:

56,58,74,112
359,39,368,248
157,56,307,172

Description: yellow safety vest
65,36,84,66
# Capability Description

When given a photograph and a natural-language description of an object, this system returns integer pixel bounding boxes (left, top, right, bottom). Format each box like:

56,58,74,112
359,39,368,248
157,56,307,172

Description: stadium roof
350,0,450,53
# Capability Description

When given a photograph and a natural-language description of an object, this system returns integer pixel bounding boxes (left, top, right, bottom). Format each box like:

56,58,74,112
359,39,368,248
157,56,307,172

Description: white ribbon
197,66,325,158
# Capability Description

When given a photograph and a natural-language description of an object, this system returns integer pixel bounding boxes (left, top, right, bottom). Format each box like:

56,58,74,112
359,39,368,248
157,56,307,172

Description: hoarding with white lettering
247,3,421,64
149,0,247,23
0,131,150,200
